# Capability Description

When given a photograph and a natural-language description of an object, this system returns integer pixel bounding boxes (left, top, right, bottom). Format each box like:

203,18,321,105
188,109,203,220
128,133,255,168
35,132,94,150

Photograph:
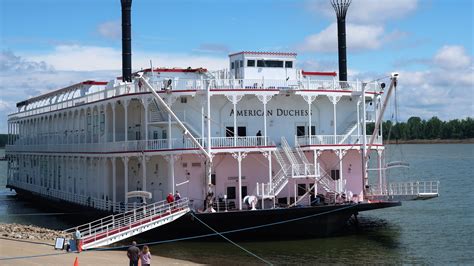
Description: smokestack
121,0,132,82
331,0,351,82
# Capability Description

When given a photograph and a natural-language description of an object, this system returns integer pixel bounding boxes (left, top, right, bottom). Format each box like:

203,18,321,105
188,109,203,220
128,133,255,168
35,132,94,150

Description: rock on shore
0,223,67,241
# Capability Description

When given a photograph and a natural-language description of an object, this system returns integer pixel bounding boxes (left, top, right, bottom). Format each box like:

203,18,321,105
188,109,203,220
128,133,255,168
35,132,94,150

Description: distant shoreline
384,138,474,144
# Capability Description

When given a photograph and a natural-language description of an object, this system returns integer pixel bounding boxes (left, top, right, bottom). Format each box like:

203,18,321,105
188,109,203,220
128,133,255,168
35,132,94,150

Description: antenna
331,0,351,82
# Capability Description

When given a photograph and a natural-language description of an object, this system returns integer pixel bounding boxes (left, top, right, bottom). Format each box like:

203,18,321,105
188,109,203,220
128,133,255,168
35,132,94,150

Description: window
307,126,316,135
227,186,236,199
247,60,255,67
278,197,288,205
285,61,293,68
297,126,306,136
257,60,264,67
240,60,243,67
180,96,187,103
153,131,159,139
331,170,340,181
298,183,307,196
231,62,235,69
237,126,246,137
265,60,283,68
211,174,216,185
225,127,234,137
241,186,248,198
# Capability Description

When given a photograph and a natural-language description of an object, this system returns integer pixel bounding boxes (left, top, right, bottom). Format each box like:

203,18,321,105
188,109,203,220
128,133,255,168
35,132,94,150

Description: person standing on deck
256,130,262,145
73,228,82,253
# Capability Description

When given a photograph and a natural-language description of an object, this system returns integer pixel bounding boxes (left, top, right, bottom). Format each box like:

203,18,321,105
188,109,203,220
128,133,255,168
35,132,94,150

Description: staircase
64,198,190,250
256,137,336,199
338,121,358,144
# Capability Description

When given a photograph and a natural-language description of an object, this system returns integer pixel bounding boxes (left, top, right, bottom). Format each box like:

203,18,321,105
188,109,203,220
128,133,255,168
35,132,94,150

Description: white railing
9,78,379,119
296,135,382,146
384,181,440,196
63,198,189,248
6,136,270,153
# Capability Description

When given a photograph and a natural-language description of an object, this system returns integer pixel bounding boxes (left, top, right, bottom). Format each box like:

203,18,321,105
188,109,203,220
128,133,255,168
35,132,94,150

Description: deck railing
9,78,379,119
296,135,382,146
5,136,270,153
386,181,440,196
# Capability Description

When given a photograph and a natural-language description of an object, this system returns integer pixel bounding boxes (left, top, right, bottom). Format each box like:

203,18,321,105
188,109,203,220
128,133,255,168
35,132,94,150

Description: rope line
190,212,273,265
0,204,358,261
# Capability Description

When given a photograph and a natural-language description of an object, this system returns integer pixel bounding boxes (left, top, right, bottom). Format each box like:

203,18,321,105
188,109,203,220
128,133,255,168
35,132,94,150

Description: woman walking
140,245,152,266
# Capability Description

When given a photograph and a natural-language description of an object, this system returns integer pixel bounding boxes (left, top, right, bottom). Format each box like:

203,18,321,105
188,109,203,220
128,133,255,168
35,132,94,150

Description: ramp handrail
387,181,439,196
64,198,189,241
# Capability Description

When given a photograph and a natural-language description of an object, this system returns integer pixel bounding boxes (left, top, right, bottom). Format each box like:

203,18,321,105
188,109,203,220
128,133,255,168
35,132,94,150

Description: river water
1,144,473,264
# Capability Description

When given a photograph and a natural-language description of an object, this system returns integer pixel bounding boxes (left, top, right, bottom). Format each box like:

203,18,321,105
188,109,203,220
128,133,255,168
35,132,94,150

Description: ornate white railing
386,181,439,196
296,135,382,146
6,136,270,153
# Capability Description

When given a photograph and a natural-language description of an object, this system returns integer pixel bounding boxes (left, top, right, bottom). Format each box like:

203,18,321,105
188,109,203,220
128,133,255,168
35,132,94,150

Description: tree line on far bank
367,117,474,140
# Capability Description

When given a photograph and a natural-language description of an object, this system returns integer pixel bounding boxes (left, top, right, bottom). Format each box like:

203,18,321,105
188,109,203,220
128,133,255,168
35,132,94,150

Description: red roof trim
81,80,108,85
142,68,207,73
228,51,297,57
302,71,337,77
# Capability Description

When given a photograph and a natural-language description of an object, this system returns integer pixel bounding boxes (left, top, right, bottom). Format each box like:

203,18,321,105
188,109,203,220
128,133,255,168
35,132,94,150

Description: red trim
210,89,280,92
302,71,337,77
81,80,108,85
228,51,297,57
142,68,208,73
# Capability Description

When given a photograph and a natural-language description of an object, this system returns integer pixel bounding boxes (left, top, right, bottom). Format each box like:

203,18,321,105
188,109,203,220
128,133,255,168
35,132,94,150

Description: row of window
231,59,293,69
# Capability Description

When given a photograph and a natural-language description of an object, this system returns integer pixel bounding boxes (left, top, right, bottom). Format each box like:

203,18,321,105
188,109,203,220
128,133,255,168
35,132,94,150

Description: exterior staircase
64,198,190,250
256,137,336,199
338,121,358,144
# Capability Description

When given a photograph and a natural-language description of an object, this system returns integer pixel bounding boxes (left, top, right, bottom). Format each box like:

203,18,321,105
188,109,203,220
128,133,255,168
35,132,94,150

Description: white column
144,99,149,141
336,149,346,193
378,149,383,193
125,100,129,142
112,157,117,212
123,157,129,204
104,105,109,143
268,151,272,189
142,155,147,192
112,103,116,142
232,152,247,210
233,101,237,146
329,96,341,140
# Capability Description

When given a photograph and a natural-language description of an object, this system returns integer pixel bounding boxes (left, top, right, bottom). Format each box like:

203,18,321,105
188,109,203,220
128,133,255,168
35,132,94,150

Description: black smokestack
121,0,132,82
331,0,351,82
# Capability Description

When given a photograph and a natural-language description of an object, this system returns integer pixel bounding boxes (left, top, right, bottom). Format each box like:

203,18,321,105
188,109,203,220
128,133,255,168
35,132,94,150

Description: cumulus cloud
433,45,471,70
97,20,121,40
0,50,54,72
297,23,386,52
353,45,474,120
307,0,418,24
25,44,228,71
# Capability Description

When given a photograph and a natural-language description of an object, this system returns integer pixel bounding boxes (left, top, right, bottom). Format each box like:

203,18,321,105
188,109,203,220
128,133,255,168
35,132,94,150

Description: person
166,192,174,204
256,130,262,145
127,241,140,266
73,228,82,253
140,245,152,266
174,190,181,201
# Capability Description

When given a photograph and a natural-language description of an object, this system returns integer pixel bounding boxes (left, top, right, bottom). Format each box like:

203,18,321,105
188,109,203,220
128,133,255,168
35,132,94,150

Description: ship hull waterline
7,185,401,241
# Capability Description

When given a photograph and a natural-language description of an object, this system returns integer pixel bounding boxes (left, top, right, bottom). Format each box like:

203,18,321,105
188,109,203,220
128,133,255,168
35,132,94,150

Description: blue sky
0,0,473,133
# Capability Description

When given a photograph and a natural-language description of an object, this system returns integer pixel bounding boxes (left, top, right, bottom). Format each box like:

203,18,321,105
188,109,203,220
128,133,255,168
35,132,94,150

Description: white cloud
24,45,228,71
297,23,385,52
307,0,418,24
97,21,121,40
433,45,471,70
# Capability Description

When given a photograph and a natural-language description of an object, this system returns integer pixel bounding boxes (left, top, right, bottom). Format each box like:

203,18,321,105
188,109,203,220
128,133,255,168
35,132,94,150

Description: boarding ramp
366,181,439,201
64,198,190,250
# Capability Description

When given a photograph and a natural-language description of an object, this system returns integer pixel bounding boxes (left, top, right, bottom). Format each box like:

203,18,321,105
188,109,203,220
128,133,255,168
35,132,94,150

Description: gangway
64,198,190,250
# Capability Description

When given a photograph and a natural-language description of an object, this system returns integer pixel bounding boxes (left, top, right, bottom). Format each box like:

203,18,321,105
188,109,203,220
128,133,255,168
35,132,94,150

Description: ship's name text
230,109,311,117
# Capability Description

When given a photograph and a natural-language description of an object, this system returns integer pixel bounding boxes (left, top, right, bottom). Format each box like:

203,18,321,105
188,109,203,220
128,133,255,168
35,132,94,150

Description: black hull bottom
8,186,401,241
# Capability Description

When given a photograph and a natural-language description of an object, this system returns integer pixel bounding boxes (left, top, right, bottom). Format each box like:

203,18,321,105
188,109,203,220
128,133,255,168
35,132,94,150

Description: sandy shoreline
0,237,200,265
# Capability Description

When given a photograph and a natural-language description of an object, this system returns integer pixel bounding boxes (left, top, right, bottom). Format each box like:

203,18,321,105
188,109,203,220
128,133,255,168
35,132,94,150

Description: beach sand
0,237,199,265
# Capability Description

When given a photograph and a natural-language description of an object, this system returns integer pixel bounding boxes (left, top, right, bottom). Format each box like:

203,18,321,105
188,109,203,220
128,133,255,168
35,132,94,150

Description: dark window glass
257,60,264,67
285,61,293,68
278,197,288,205
297,126,305,136
264,60,284,68
307,126,316,135
298,183,306,196
241,186,248,198
211,174,216,185
331,170,340,181
225,127,234,137
231,62,235,69
227,186,236,199
240,60,243,67
237,126,246,137
247,60,255,67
